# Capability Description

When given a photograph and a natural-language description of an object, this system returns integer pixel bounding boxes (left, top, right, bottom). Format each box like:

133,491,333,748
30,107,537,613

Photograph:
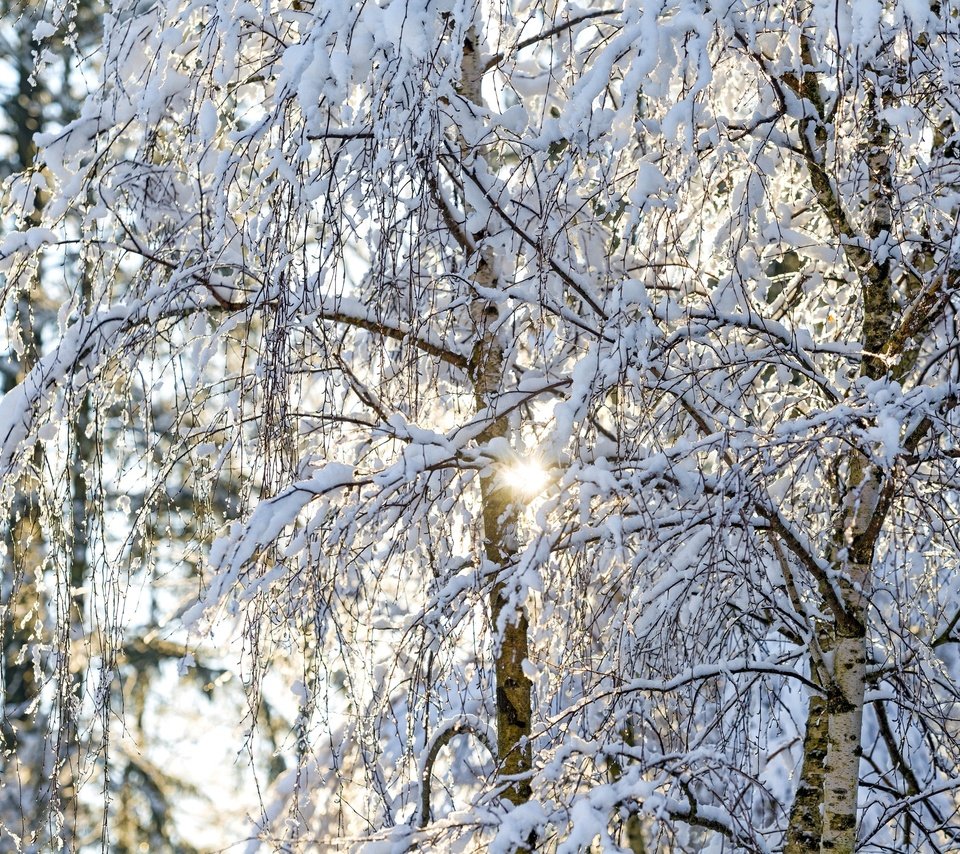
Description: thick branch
753,504,856,633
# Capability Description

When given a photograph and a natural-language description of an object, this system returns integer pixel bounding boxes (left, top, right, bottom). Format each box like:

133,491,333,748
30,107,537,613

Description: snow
32,20,57,41
197,98,218,142
0,227,59,267
185,462,357,625
9,0,960,849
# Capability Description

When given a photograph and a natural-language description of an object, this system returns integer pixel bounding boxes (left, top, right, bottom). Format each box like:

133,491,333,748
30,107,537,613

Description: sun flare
501,457,551,498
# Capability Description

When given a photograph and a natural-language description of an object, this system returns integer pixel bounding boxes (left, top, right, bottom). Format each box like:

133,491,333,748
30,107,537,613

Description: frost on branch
3,0,960,851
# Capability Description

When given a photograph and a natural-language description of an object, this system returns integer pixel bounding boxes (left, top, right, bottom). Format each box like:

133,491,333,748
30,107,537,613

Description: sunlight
501,457,551,499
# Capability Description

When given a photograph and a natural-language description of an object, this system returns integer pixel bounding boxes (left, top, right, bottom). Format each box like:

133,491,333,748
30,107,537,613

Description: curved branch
416,714,496,828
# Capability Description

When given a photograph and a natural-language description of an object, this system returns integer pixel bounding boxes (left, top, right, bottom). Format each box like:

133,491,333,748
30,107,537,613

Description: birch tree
3,0,960,851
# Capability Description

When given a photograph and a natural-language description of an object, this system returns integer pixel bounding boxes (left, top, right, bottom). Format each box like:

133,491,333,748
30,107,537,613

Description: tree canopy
2,0,960,851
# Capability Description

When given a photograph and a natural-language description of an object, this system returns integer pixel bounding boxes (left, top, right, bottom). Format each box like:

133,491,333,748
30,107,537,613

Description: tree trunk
481,476,533,808
786,464,881,854
820,451,889,853
784,39,899,852
460,22,534,824
821,628,866,854
785,688,827,854
470,243,533,811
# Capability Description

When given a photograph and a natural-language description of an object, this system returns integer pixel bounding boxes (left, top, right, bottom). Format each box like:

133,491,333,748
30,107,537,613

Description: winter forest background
1,0,960,851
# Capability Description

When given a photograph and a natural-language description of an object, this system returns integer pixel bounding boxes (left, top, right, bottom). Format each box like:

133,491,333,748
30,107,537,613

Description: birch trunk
460,25,534,818
784,684,827,854
818,72,899,854
785,40,899,854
